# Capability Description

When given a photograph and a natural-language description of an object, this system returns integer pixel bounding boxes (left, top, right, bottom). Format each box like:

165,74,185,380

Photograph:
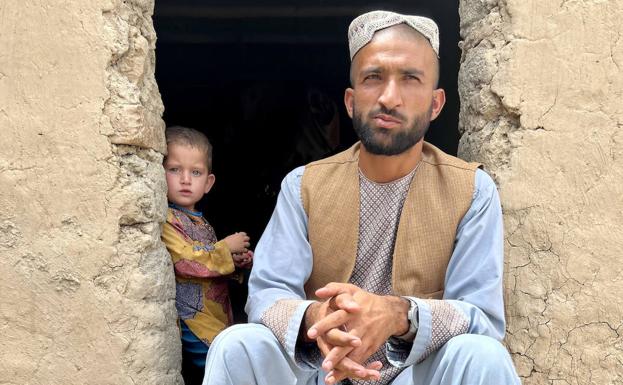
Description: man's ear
204,174,216,194
430,88,446,121
344,88,354,118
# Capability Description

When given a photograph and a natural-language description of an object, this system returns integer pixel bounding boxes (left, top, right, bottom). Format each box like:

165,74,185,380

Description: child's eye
168,167,179,173
192,170,202,177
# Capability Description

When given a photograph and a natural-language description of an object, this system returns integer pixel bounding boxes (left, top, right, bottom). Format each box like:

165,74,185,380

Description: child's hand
233,250,253,269
223,232,251,254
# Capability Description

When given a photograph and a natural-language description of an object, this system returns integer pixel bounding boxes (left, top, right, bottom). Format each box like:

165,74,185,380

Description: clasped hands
224,232,253,268
304,283,410,385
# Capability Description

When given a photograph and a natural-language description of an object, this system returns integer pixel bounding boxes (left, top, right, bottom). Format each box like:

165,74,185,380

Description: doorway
153,0,461,322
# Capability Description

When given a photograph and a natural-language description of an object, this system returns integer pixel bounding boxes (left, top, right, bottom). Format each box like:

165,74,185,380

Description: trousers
202,324,521,385
180,320,210,385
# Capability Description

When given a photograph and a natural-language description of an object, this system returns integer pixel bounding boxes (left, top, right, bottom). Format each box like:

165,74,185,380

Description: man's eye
364,74,381,81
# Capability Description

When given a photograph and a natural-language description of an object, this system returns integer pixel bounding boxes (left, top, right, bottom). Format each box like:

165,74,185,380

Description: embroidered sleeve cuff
260,299,320,369
386,297,469,367
421,299,469,361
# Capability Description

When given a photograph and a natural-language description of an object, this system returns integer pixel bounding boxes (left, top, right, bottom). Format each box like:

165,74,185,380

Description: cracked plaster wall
459,0,623,384
0,0,182,384
3,0,622,383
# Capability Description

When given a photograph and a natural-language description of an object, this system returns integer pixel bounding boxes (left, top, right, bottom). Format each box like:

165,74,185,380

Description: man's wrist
301,301,320,343
387,296,411,337
392,297,418,342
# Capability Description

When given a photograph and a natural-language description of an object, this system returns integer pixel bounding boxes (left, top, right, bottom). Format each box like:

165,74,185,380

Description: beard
352,103,433,156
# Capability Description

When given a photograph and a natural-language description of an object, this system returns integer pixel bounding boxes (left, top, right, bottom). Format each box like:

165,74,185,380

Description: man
202,10,520,385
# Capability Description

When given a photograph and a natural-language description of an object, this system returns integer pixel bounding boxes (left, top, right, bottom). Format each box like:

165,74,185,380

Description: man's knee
409,334,519,385
441,334,517,374
204,324,308,385
210,323,279,360
443,334,509,360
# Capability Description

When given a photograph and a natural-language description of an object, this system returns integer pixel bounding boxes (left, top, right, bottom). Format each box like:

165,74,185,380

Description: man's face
345,26,445,156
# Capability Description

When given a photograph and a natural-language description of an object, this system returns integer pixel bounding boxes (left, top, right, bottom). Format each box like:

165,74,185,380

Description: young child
161,126,253,385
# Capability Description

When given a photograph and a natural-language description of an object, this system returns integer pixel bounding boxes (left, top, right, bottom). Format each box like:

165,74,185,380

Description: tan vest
301,142,480,300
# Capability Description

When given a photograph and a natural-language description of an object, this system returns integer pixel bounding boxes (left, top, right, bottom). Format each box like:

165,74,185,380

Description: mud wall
459,0,623,384
0,0,182,383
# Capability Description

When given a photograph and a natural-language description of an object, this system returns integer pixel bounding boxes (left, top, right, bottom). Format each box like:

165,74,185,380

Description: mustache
367,106,407,122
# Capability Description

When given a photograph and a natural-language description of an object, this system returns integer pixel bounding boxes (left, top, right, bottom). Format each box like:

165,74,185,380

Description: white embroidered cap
348,10,440,60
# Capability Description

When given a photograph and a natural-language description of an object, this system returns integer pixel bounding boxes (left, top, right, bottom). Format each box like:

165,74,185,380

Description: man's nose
377,79,402,111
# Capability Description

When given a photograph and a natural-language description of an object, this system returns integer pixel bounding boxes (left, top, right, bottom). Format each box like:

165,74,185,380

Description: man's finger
315,335,333,358
327,293,360,313
315,282,357,299
367,361,383,371
331,361,382,382
346,342,383,369
322,328,361,349
324,358,381,384
321,344,353,372
322,347,359,373
307,309,351,339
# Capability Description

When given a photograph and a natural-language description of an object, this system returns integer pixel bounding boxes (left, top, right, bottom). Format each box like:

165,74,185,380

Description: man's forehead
353,30,436,69
348,10,439,61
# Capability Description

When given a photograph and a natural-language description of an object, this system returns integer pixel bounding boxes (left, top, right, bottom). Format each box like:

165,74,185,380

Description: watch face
408,300,418,328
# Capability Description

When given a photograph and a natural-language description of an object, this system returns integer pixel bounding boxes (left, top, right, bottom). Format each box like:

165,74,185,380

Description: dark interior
153,0,460,323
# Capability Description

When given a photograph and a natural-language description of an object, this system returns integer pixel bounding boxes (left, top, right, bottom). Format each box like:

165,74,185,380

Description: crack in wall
460,0,623,384
99,1,182,384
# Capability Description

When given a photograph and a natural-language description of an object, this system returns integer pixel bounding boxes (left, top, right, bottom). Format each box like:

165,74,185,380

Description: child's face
164,144,215,211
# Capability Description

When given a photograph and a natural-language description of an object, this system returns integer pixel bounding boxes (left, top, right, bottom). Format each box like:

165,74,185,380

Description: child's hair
165,125,213,172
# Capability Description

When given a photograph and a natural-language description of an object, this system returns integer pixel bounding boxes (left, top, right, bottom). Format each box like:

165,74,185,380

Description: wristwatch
394,297,418,341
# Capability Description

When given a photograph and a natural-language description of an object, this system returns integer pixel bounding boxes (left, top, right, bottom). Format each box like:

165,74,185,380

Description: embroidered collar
168,203,203,217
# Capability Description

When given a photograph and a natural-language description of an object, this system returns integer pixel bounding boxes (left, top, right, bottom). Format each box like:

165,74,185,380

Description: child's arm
162,222,235,278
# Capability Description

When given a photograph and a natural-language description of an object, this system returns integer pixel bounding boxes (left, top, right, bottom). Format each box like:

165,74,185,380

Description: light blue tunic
203,166,520,385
